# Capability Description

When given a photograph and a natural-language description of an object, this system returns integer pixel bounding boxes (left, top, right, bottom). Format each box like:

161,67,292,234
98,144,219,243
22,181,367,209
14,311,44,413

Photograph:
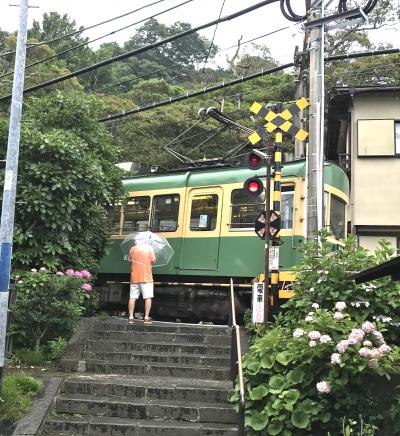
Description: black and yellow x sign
248,97,309,144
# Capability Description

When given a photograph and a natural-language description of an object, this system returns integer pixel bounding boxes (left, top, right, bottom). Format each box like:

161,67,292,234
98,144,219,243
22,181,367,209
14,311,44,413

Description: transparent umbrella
120,231,174,267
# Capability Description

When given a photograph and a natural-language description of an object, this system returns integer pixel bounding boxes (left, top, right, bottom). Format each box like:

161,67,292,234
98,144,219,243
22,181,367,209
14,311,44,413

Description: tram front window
330,195,346,240
190,194,218,231
123,196,150,233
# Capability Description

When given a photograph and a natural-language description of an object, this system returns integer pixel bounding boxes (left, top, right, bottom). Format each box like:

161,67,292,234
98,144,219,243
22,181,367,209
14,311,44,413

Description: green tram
98,159,349,322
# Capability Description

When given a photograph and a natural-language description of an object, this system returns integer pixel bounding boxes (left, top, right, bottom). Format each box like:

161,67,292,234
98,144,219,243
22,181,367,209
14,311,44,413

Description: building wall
351,92,400,252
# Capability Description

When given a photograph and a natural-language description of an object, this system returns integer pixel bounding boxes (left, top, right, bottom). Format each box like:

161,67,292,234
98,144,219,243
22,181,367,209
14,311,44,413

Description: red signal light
244,176,264,196
247,152,262,170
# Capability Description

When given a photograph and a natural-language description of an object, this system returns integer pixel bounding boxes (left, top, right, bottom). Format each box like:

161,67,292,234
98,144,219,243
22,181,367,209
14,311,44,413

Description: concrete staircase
40,317,239,436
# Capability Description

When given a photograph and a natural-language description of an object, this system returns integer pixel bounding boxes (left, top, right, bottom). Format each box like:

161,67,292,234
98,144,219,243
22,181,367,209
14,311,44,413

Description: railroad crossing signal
254,210,281,240
248,97,309,145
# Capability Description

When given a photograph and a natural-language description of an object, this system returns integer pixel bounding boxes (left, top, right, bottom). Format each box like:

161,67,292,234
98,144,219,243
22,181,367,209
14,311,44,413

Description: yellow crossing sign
248,97,309,144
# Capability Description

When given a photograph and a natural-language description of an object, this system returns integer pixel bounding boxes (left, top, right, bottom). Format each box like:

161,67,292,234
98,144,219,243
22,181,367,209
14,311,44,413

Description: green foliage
46,337,68,361
13,349,46,366
10,268,97,351
1,90,125,271
0,373,42,423
237,234,400,434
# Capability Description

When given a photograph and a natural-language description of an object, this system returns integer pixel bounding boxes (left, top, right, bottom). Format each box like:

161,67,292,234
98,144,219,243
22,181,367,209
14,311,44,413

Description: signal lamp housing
246,152,263,170
244,176,264,196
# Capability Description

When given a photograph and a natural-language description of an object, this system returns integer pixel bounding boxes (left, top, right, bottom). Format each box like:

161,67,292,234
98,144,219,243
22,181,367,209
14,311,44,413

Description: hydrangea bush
10,267,99,351
237,233,400,434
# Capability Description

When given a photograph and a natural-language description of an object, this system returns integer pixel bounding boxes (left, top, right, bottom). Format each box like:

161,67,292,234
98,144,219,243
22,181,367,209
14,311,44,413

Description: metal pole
0,0,29,393
270,131,282,311
306,0,324,240
263,152,271,324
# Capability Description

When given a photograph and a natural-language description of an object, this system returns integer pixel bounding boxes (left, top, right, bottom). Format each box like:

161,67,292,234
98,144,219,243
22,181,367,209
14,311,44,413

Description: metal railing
229,278,246,435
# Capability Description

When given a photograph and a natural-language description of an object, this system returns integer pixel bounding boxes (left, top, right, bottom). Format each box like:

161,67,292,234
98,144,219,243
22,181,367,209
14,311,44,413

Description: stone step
91,330,231,346
86,339,231,356
97,319,231,336
42,415,238,436
69,360,231,380
54,393,238,424
81,350,231,367
61,374,232,403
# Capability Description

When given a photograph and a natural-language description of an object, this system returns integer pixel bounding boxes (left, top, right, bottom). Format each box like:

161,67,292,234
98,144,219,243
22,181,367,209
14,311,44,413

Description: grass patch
0,372,42,423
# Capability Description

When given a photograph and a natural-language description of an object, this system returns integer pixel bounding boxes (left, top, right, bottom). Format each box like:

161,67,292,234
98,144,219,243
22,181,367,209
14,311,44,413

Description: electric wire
202,0,226,72
96,47,400,122
187,125,227,154
92,23,299,94
0,0,171,58
0,0,194,80
0,0,281,103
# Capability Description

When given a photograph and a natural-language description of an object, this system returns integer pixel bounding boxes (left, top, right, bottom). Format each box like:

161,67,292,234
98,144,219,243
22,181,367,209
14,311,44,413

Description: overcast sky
1,0,398,68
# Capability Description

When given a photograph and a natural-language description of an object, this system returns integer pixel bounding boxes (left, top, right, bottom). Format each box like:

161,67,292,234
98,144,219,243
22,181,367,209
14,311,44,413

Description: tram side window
230,189,264,229
151,194,180,232
123,196,150,233
330,195,346,240
281,186,294,229
190,194,218,231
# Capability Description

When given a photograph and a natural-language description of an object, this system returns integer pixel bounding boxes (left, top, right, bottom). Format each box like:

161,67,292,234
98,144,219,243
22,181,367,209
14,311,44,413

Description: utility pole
0,0,29,393
306,0,325,240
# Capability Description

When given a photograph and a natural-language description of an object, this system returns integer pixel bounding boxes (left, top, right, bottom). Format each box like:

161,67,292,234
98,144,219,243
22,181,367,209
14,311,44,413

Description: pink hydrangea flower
320,335,332,344
347,337,357,346
316,381,331,394
372,331,385,344
309,340,317,347
359,347,371,357
56,271,64,276
331,353,341,365
82,283,92,292
361,321,375,333
333,312,344,320
293,328,304,338
378,344,391,355
81,270,91,278
349,329,365,343
335,302,346,312
65,269,75,276
337,340,349,354
308,331,321,340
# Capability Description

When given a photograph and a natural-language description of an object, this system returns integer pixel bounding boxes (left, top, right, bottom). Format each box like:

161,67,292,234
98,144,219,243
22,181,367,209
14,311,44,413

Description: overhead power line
0,0,194,80
97,47,400,122
0,0,281,103
0,0,171,58
97,62,294,122
92,23,298,94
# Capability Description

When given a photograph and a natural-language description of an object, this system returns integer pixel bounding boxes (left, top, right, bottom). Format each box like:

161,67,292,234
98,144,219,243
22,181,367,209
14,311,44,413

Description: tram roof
123,159,349,195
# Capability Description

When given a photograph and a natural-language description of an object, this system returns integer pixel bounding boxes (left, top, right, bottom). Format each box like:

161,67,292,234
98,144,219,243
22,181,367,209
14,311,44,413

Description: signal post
246,98,309,324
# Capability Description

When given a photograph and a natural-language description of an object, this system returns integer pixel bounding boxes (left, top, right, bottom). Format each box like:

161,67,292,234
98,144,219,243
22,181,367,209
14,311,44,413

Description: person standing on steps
128,242,156,325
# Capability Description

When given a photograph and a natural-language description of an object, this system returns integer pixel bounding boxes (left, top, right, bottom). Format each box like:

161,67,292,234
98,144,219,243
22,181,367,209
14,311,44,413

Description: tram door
180,188,223,270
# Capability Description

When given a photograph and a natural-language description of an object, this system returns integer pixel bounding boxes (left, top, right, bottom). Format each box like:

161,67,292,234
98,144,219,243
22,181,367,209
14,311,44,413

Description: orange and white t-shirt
129,245,156,283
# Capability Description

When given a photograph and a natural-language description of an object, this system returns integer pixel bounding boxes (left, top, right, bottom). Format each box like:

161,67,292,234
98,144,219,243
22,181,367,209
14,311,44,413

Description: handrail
229,278,246,435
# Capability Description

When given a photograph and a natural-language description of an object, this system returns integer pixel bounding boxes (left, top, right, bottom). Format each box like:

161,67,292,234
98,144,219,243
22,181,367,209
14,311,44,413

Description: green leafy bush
0,373,42,423
10,267,98,351
14,349,46,366
46,337,68,361
238,233,400,434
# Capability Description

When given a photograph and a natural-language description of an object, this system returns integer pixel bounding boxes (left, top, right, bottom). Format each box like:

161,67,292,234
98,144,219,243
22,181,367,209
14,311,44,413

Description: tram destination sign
254,210,281,240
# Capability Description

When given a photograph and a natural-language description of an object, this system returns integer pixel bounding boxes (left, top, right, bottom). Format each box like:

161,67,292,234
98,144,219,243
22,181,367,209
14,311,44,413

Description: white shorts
130,282,154,299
